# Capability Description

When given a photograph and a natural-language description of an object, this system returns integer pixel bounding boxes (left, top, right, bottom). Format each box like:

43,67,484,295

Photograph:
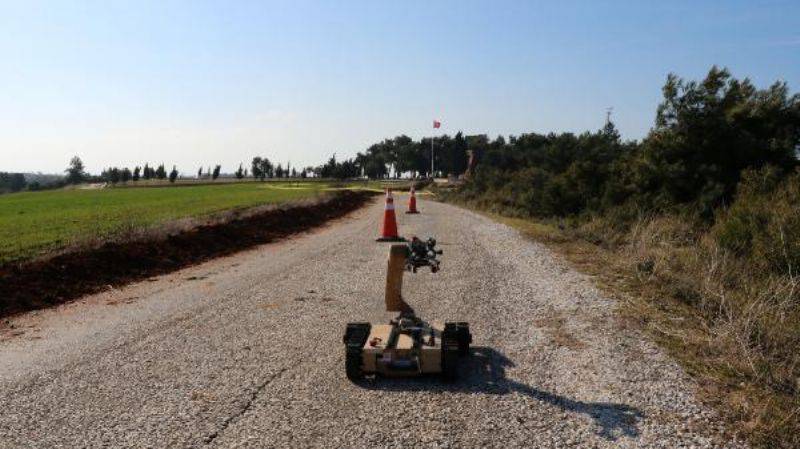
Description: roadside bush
713,167,800,275
568,204,800,447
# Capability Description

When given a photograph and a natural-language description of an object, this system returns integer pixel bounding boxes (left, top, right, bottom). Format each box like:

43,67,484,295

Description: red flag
433,120,441,129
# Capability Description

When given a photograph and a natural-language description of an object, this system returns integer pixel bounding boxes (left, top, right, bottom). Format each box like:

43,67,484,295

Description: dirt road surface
0,197,746,448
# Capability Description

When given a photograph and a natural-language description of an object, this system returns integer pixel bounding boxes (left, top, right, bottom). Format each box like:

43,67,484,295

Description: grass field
0,181,339,264
0,178,422,265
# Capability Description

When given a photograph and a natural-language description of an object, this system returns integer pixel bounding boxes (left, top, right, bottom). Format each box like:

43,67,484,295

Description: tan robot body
343,241,471,380
360,322,442,376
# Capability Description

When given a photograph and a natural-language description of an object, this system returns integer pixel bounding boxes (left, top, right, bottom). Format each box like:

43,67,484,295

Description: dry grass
621,216,800,448
533,308,587,350
461,206,799,449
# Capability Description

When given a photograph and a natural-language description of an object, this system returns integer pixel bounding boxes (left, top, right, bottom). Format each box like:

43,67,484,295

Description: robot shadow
358,346,644,441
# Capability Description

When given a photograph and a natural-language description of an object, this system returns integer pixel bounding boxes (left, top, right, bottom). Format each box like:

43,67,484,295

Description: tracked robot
343,237,471,380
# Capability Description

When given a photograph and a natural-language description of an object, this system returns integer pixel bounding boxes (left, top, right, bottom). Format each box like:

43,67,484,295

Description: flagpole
431,119,440,179
430,135,434,179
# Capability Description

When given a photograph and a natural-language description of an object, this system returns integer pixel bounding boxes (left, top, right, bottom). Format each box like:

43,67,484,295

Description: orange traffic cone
376,189,405,242
406,186,419,214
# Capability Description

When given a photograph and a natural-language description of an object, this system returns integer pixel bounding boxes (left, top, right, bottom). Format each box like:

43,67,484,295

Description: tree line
455,66,799,221
82,162,231,185
301,132,471,180
1,172,71,193
0,172,28,193
253,132,472,181
5,134,474,194
248,157,307,180
7,124,478,193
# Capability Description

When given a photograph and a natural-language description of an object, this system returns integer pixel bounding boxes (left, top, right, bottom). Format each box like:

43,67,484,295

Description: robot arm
385,237,442,313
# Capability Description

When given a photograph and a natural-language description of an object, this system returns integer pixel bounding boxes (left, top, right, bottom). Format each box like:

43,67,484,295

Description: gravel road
0,196,747,448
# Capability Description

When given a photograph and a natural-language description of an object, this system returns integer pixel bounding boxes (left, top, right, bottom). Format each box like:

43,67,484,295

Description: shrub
713,167,800,275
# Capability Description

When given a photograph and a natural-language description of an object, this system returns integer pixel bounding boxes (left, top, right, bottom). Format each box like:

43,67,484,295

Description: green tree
155,164,167,180
450,131,469,176
212,165,221,180
132,166,141,181
260,158,273,178
638,66,800,215
0,172,27,193
108,167,120,184
393,135,419,176
169,166,178,183
65,156,87,184
10,173,26,192
252,157,273,180
251,157,263,180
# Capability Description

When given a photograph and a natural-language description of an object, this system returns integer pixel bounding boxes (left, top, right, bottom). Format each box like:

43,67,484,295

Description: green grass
0,181,333,264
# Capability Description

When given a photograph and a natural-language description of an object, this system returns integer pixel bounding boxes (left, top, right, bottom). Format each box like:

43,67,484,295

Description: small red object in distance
433,120,441,129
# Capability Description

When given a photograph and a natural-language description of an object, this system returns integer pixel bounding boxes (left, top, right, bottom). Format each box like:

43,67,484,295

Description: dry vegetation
434,67,799,448
446,171,800,448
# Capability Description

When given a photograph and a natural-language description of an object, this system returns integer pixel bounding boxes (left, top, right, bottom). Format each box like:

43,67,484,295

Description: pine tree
109,167,120,184
169,166,178,183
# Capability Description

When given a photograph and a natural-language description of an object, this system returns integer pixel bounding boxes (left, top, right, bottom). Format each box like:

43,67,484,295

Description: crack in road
202,367,290,446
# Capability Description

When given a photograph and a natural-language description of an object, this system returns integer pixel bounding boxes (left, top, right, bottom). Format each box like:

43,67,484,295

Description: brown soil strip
0,190,376,319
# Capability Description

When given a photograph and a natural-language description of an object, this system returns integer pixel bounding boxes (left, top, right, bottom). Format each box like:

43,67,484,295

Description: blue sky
1,0,798,174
